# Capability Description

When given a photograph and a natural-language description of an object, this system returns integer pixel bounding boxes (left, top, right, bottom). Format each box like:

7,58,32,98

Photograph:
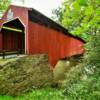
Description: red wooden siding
2,31,19,50
28,21,84,68
0,29,25,51
0,5,85,69
0,32,2,50
0,5,29,53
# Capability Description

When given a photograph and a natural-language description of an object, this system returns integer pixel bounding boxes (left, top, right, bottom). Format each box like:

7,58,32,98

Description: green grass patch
0,88,64,100
0,58,17,65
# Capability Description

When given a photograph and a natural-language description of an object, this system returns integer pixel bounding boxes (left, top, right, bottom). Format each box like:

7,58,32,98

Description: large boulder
0,54,53,96
53,56,81,87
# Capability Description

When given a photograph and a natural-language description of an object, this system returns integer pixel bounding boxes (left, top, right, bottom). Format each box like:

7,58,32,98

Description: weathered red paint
28,21,84,67
0,5,85,68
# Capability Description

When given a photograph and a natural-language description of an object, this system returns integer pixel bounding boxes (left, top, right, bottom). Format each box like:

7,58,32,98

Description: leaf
72,1,80,11
74,27,83,35
85,6,94,15
78,0,87,6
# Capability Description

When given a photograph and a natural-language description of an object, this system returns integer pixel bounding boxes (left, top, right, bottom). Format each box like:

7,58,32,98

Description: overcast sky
11,0,64,17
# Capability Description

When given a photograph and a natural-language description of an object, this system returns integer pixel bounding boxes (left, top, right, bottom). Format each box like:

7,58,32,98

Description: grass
0,88,64,100
0,57,17,65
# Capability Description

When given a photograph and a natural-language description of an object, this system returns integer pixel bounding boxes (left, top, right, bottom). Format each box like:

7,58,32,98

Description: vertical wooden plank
28,21,84,68
0,32,2,50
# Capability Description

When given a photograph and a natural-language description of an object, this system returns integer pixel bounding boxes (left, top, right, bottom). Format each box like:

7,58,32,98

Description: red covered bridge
0,5,85,68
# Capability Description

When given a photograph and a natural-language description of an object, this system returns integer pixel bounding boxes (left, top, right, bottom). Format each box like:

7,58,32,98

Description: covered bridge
0,5,85,68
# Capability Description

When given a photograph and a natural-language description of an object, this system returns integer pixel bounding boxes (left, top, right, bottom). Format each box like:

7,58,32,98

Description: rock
53,56,81,87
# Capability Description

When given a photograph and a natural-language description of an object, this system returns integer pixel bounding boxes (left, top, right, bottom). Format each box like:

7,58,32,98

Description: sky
11,0,64,17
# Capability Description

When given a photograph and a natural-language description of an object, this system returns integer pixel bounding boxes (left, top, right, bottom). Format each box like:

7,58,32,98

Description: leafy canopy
0,0,11,18
53,1,100,99
52,0,100,41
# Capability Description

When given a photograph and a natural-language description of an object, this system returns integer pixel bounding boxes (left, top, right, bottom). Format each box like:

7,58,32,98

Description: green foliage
52,0,99,41
63,75,100,100
52,7,63,24
0,55,53,96
62,14,100,99
84,34,100,68
52,1,100,99
0,0,11,18
63,55,100,100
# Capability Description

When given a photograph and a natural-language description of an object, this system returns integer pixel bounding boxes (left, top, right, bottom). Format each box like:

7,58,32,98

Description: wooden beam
2,26,23,32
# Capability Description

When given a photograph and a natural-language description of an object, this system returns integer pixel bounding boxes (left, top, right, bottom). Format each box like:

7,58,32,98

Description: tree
53,1,100,99
0,0,11,18
0,0,25,18
52,0,100,41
